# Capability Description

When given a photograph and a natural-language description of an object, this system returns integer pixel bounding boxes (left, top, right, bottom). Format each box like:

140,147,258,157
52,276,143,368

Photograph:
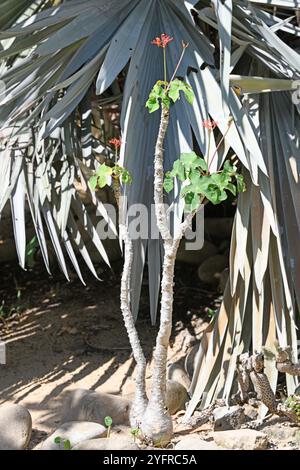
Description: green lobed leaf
170,160,185,181
95,163,113,188
146,81,170,113
163,174,174,193
236,174,246,193
226,182,237,196
184,192,201,212
180,152,198,169
168,79,195,105
146,96,160,113
183,87,194,105
121,169,132,184
191,157,208,172
168,79,182,103
89,175,98,191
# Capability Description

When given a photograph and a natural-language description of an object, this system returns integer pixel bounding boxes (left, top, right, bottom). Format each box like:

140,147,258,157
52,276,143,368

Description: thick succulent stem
153,105,172,242
140,105,173,445
141,105,196,445
141,239,180,445
119,224,148,426
113,176,148,427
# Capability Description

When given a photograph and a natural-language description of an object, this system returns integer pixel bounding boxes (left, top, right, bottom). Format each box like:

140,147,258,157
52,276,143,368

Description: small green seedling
206,308,217,319
25,235,39,268
104,416,113,438
130,427,141,443
54,436,72,450
285,395,300,422
0,288,25,319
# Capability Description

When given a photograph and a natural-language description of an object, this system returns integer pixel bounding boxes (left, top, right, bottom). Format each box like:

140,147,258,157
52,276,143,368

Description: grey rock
175,435,221,450
185,344,199,379
0,403,32,450
243,404,258,422
262,425,300,443
61,389,130,425
110,425,132,438
73,436,139,450
40,421,106,450
198,254,228,285
213,429,268,450
168,362,191,390
213,406,245,431
166,380,189,415
177,240,218,266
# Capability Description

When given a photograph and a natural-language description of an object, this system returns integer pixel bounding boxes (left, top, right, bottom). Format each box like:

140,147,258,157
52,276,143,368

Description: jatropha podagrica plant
140,35,245,446
89,139,148,428
90,35,245,447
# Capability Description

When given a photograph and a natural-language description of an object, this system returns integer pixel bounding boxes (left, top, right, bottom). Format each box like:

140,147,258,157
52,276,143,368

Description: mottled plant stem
153,105,172,241
141,105,197,445
113,180,148,427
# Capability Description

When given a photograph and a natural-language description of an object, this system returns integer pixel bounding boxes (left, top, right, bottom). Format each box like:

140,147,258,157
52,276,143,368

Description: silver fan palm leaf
0,0,300,410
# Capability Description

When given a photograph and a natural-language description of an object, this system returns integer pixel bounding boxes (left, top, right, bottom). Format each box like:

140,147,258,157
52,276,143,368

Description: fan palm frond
0,0,300,410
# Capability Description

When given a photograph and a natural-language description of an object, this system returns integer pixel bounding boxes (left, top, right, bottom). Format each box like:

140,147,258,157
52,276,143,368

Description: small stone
175,435,221,450
0,403,32,450
198,254,228,285
185,343,200,379
213,429,268,450
61,389,130,425
110,425,132,438
40,421,106,450
73,436,139,450
213,406,245,431
166,380,189,415
177,240,218,266
168,363,191,390
243,404,258,422
263,425,300,444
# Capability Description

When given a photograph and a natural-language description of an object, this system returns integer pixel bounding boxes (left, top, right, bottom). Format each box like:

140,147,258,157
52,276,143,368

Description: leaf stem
163,48,167,86
167,42,189,92
207,127,211,166
207,117,233,173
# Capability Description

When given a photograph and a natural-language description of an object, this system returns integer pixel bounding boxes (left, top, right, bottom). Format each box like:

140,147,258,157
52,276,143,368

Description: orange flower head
151,34,173,48
109,137,122,150
202,120,218,131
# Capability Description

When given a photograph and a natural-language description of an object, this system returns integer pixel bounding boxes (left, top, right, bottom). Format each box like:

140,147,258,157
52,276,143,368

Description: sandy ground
0,260,215,435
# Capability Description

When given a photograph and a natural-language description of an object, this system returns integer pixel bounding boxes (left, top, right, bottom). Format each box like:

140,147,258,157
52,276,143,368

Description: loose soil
0,259,218,435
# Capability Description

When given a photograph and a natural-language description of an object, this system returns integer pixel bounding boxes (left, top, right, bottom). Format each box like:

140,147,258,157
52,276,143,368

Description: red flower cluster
151,34,173,48
202,120,218,131
109,137,122,149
